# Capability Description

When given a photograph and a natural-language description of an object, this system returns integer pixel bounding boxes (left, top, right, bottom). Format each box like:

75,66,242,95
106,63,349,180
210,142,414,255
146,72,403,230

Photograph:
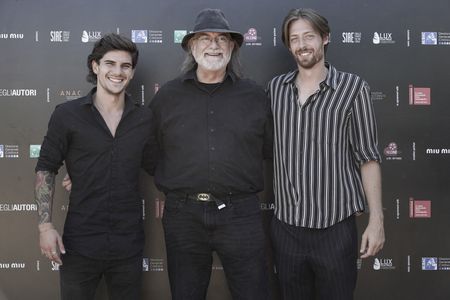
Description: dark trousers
162,194,269,300
271,216,357,300
59,251,142,300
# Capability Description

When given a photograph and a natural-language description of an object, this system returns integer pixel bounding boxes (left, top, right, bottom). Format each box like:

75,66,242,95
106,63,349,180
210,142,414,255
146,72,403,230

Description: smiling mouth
205,53,223,58
298,50,313,57
108,76,124,83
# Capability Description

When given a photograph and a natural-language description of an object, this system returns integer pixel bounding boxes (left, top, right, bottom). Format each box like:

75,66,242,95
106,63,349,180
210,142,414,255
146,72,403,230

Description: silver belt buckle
196,193,210,201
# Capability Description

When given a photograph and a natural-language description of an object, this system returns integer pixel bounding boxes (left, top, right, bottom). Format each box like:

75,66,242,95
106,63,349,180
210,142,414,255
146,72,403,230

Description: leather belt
187,193,215,202
170,192,228,210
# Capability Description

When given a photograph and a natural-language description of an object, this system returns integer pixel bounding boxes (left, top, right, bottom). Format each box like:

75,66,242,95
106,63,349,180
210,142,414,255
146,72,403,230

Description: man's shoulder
332,67,365,85
52,95,89,113
268,70,297,87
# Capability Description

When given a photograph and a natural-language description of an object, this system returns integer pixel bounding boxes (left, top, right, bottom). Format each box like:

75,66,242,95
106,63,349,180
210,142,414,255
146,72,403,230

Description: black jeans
162,194,269,300
271,216,358,300
59,251,142,300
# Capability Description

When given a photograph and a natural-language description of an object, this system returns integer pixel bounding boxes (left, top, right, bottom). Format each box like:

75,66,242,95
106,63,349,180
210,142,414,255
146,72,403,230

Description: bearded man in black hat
149,8,272,300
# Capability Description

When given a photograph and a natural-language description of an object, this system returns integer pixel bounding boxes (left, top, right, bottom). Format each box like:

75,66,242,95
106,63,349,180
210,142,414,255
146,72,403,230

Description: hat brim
181,29,243,51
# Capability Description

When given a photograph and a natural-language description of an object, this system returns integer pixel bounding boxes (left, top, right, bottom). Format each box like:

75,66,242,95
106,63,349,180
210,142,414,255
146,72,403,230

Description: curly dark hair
86,33,139,84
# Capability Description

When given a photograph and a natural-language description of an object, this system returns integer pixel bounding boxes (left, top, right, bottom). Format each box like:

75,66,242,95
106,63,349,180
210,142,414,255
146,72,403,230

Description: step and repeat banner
1,0,449,299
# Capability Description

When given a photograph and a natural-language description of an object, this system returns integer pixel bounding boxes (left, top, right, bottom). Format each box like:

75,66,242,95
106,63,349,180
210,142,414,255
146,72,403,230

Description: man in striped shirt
267,8,385,299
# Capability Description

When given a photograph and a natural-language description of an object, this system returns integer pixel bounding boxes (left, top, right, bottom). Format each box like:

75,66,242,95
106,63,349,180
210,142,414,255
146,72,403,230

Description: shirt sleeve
35,105,69,174
349,81,382,163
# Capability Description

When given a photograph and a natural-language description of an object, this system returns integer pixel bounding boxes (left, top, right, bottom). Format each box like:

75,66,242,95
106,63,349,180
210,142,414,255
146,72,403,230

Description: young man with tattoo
34,33,156,300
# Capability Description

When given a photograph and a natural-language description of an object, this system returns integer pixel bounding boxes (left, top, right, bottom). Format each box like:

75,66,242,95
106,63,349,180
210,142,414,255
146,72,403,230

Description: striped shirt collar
282,62,339,91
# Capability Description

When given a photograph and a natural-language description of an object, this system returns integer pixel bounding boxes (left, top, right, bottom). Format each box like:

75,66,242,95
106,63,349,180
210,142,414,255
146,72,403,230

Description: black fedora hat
181,8,244,51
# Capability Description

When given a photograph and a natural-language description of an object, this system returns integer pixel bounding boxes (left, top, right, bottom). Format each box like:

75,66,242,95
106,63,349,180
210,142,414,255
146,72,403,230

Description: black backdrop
1,0,450,299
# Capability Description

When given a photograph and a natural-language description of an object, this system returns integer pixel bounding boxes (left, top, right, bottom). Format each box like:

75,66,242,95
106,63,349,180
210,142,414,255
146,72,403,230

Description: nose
110,65,122,74
208,39,220,49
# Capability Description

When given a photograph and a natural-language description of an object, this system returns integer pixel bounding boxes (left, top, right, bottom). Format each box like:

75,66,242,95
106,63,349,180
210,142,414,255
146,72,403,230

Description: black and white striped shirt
267,64,381,229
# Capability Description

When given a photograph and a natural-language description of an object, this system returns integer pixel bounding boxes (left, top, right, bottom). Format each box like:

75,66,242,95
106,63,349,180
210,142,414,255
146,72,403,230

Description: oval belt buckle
197,193,210,201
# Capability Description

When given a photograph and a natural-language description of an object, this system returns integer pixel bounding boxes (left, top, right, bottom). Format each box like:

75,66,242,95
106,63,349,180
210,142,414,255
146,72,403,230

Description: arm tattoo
34,171,56,224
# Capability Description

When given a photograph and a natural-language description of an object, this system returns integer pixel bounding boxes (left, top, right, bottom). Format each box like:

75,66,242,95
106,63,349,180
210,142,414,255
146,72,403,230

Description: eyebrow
103,59,132,66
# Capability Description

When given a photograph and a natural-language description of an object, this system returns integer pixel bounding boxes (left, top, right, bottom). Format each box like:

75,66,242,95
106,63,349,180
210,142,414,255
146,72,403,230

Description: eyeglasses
195,35,231,47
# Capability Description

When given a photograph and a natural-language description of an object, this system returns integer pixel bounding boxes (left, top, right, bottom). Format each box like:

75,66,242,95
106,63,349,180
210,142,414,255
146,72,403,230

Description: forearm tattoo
34,171,56,224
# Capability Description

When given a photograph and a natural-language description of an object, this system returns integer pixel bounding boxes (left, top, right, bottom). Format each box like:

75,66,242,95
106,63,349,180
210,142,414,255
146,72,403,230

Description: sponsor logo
132,30,163,44
260,202,275,211
342,32,361,43
422,32,438,45
422,257,450,270
155,198,164,219
244,28,262,46
0,89,37,97
30,145,41,158
409,198,431,218
373,32,395,44
0,262,26,269
0,145,19,158
370,91,387,101
142,199,146,220
143,258,149,271
58,89,82,101
422,257,438,270
140,85,145,106
273,27,277,47
148,30,163,44
421,31,450,45
132,30,148,43
383,142,402,160
0,203,38,212
51,261,60,271
409,85,431,105
426,148,450,155
0,33,24,39
357,258,362,270
149,258,164,271
50,31,70,42
81,30,101,43
373,258,395,270
174,30,187,43
395,198,400,220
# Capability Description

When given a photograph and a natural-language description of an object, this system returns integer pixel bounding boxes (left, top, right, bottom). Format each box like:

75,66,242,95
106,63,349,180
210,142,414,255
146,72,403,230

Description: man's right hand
62,173,72,192
39,223,65,265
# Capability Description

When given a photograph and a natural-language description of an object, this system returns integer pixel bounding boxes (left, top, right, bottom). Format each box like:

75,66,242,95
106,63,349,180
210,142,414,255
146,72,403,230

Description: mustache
295,47,312,54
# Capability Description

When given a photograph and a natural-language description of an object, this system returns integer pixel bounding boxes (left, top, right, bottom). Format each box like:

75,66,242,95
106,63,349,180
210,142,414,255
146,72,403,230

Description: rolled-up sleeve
35,105,68,174
349,81,382,163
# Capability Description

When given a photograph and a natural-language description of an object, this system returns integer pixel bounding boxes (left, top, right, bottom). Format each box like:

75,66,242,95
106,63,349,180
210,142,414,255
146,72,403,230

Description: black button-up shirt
36,88,156,259
150,70,273,196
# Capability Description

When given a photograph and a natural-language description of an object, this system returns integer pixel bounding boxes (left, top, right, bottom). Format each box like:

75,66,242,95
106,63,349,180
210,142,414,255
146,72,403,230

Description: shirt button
209,110,214,114
210,146,215,151
210,128,215,133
